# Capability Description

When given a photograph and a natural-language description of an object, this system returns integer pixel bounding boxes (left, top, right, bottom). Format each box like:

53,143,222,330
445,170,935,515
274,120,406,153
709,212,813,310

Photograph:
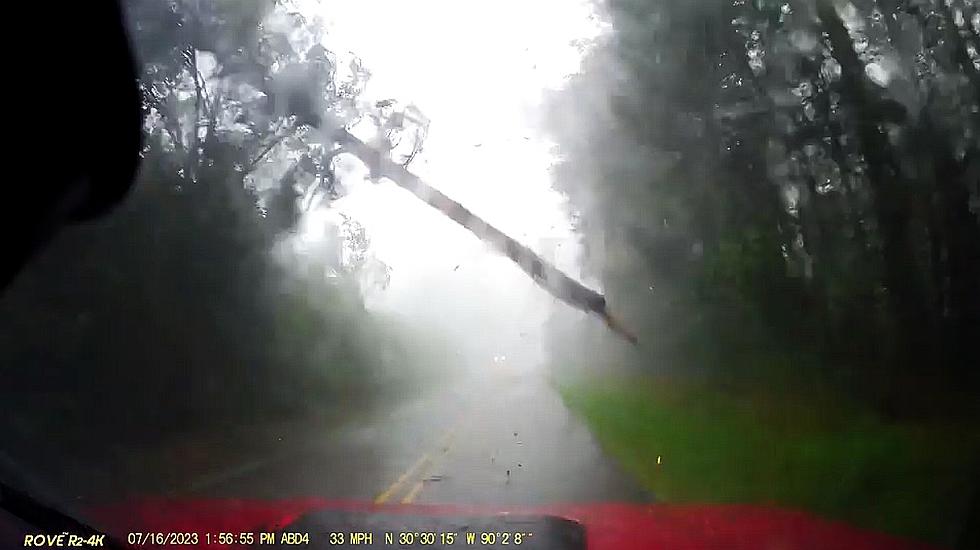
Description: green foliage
547,0,980,408
546,1,979,542
700,227,784,306
0,0,440,447
559,376,980,546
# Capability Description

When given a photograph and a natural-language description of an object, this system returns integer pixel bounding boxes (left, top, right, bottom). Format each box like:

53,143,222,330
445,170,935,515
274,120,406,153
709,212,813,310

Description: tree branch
333,129,638,344
247,134,288,171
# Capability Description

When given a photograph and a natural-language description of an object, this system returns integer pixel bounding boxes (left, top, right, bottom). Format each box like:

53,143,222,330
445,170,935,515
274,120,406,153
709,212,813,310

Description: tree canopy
547,0,979,415
0,0,449,446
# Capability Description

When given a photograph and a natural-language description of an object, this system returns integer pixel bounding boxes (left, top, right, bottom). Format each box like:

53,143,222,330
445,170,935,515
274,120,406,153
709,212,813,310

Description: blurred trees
548,0,979,415
0,0,435,444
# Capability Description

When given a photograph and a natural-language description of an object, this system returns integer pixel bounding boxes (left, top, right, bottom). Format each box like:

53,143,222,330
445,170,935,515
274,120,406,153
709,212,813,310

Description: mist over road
179,368,647,506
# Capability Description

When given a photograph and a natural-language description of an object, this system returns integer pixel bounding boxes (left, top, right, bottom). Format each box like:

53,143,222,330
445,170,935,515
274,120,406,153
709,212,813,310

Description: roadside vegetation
559,373,978,546
0,0,451,465
546,1,980,547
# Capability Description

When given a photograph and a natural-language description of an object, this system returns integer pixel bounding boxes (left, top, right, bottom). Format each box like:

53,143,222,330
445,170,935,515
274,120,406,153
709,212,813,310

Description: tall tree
546,0,979,410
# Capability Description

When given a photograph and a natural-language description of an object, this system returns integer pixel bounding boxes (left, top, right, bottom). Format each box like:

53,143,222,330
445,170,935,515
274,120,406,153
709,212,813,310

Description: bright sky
302,0,604,368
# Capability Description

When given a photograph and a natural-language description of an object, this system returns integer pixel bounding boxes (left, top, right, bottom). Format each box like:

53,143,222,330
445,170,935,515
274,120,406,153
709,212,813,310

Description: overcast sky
295,0,606,371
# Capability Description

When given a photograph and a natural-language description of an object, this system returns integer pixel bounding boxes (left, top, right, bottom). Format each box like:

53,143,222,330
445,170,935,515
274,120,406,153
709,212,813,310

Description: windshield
2,1,978,549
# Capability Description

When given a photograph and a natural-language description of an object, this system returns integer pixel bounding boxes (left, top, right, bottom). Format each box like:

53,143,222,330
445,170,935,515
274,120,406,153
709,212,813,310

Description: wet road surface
188,368,648,506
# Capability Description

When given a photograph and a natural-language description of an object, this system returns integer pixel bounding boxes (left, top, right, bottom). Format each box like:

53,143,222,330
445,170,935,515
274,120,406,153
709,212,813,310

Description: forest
0,0,976,546
0,0,450,453
547,0,978,545
549,0,978,413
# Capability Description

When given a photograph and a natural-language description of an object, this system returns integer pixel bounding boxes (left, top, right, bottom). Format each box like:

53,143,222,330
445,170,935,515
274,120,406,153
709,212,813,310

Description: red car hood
82,499,936,550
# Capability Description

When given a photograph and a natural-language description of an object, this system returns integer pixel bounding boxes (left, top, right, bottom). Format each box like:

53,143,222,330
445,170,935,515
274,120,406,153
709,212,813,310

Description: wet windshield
2,1,978,549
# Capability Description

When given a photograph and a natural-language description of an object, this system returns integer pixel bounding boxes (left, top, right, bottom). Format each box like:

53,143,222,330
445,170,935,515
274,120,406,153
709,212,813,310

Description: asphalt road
183,366,649,506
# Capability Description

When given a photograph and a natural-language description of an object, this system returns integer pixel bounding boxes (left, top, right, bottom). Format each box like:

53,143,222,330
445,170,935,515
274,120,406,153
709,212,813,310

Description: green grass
558,375,979,547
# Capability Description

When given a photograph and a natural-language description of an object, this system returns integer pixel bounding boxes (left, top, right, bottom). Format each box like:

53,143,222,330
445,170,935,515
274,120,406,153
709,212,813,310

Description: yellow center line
375,412,471,504
401,480,425,504
401,418,467,504
400,440,453,504
374,453,432,504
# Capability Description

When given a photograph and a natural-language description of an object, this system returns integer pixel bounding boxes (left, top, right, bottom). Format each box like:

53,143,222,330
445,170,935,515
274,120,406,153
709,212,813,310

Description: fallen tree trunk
333,129,638,345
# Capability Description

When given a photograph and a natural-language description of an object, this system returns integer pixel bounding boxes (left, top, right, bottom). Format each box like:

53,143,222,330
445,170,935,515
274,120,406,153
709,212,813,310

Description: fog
291,0,607,377
4,3,978,545
0,0,620,509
